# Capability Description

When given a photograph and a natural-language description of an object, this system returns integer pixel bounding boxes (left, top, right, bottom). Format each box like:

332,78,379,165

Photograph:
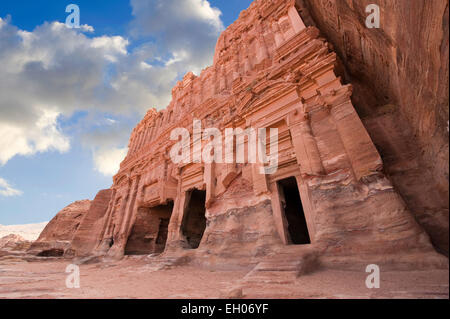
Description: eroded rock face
28,200,91,256
34,0,447,266
67,189,112,257
77,0,437,263
297,0,449,255
0,234,32,252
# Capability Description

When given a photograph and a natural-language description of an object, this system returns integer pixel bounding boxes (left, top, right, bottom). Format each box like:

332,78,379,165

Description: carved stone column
287,5,306,34
288,109,325,176
107,175,141,259
219,64,227,92
204,162,216,208
92,189,117,255
252,161,269,195
272,21,285,48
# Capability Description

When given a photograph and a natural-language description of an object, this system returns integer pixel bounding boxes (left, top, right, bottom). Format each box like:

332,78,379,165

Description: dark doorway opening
124,201,174,255
155,218,170,250
182,189,207,249
277,177,311,245
37,248,64,257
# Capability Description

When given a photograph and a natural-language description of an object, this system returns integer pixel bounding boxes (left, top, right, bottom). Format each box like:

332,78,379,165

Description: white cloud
106,118,118,125
90,35,129,61
0,1,225,172
0,20,130,166
93,147,128,176
165,50,189,66
0,177,23,197
140,61,152,70
80,24,95,33
130,0,224,73
0,19,149,166
0,108,70,165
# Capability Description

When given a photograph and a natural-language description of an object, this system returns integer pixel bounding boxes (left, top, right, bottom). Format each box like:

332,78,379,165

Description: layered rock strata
29,200,91,256
32,0,446,268
297,0,449,255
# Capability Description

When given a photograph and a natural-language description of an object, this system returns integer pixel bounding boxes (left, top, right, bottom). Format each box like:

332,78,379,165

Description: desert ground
0,255,448,299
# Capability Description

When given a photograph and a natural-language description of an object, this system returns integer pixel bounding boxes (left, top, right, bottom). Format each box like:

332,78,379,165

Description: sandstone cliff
66,189,112,257
297,0,449,255
28,200,91,256
32,0,448,270
0,234,32,252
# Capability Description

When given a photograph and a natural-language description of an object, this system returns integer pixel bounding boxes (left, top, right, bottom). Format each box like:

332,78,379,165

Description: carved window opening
124,201,174,255
182,189,207,249
277,177,311,245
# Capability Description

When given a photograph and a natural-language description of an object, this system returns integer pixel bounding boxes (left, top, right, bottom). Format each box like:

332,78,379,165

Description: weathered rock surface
297,0,449,255
0,259,447,299
67,189,112,257
33,0,448,274
0,234,32,251
28,200,91,256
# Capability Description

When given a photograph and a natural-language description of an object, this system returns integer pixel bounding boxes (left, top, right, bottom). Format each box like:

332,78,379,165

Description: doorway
182,189,207,249
277,177,311,245
124,201,174,255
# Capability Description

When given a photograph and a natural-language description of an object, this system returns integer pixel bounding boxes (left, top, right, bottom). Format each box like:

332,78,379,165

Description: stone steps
243,261,304,284
240,249,319,285
144,255,191,271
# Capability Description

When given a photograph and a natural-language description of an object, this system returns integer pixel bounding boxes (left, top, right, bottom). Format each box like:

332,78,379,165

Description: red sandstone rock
297,0,449,255
34,0,447,272
0,234,32,251
28,200,91,256
67,189,112,257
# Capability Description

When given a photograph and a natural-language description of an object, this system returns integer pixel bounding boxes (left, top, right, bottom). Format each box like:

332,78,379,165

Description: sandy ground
0,256,448,299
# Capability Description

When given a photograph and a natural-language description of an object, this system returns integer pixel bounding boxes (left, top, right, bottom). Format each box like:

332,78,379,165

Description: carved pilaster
288,108,325,176
204,162,216,208
287,5,306,34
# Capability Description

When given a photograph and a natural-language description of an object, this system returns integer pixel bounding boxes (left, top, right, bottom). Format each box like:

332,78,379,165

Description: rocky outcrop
28,200,91,256
57,0,440,265
297,0,449,255
66,189,112,257
33,0,447,271
0,234,32,251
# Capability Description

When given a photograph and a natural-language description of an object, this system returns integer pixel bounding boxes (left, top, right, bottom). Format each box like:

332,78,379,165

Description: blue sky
0,0,253,225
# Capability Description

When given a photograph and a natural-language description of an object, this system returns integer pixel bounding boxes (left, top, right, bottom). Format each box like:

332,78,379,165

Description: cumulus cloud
80,24,95,33
92,147,128,176
130,0,224,74
0,108,70,165
0,1,224,176
0,177,23,197
77,113,135,176
0,20,131,167
0,19,166,169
